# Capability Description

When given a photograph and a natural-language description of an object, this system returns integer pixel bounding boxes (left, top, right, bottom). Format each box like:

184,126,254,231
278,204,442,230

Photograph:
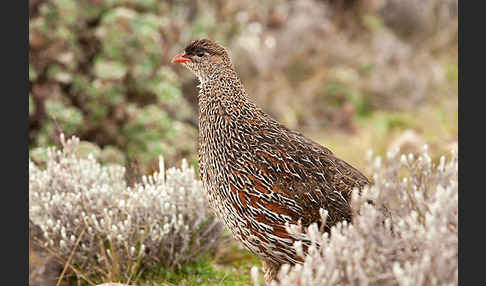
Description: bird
171,38,370,283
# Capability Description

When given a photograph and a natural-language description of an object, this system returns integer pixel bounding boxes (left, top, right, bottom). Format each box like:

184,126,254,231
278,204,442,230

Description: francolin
172,38,369,283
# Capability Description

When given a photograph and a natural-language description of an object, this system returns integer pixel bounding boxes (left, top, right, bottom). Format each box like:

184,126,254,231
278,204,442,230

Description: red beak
171,51,192,63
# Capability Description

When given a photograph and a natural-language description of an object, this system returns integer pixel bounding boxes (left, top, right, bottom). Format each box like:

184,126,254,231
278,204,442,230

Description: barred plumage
172,38,370,283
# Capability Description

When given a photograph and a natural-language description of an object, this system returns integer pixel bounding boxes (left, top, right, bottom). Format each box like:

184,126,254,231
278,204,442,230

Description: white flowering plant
29,135,223,284
252,147,458,286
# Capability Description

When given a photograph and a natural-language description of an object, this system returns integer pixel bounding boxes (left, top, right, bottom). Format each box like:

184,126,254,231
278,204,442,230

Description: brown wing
245,116,369,231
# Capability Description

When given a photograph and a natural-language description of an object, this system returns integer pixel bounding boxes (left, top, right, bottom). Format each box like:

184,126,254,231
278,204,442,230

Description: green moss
141,252,258,286
45,99,84,133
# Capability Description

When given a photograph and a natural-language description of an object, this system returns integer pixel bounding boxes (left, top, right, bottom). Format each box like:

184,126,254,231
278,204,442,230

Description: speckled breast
198,138,304,266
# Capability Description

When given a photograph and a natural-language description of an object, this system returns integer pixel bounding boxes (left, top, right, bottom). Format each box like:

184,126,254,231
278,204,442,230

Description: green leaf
93,59,127,80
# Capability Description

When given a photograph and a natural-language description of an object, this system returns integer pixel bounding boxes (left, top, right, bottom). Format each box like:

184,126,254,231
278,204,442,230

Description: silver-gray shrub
29,135,223,283
252,148,458,286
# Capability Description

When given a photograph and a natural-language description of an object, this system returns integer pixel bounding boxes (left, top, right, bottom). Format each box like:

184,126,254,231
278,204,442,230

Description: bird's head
171,38,233,82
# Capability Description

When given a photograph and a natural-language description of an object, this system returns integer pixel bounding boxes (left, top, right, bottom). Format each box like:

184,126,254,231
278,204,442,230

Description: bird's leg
262,260,281,285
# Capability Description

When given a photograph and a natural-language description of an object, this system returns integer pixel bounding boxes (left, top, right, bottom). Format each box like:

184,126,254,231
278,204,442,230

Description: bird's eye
196,51,205,57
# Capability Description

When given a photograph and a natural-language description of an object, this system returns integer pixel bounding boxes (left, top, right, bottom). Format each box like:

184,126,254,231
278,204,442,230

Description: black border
2,0,28,284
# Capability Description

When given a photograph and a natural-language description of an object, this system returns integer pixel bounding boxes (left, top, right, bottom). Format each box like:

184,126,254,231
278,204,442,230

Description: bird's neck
197,69,263,141
197,69,248,105
195,65,236,86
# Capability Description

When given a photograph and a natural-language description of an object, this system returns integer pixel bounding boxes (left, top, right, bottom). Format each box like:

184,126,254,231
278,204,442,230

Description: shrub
233,0,457,130
251,148,458,286
29,135,223,284
28,0,222,168
30,0,458,169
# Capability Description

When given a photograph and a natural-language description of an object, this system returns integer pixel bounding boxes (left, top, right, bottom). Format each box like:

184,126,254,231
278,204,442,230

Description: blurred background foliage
29,0,458,175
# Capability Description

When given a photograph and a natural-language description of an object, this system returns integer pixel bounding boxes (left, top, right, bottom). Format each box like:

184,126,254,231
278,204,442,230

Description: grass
308,95,458,175
138,239,263,286
60,240,261,286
